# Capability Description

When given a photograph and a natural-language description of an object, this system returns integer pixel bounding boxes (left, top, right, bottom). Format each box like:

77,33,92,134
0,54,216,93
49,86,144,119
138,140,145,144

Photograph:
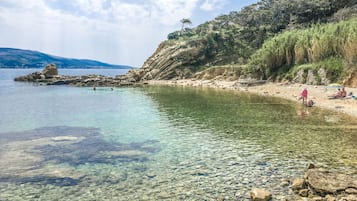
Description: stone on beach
250,188,272,201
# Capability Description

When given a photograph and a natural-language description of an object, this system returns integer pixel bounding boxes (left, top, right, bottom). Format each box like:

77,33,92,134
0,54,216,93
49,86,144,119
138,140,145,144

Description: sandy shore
147,79,357,119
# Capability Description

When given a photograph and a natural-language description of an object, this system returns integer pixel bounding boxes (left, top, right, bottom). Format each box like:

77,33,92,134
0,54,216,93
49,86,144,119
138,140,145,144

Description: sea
0,68,356,200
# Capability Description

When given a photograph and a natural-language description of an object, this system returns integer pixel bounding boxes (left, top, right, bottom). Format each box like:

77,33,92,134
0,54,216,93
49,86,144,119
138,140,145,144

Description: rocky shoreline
291,166,357,201
14,64,140,87
249,165,357,201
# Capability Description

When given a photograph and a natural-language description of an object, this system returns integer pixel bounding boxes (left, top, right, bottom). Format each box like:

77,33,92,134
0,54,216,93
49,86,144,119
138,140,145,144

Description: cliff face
129,35,239,81
137,40,206,80
131,0,357,84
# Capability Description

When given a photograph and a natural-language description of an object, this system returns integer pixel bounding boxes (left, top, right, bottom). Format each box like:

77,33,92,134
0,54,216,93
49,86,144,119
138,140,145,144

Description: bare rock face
292,69,306,83
133,40,209,81
42,64,58,78
250,188,272,201
306,69,318,85
317,68,329,85
343,70,357,87
293,68,330,85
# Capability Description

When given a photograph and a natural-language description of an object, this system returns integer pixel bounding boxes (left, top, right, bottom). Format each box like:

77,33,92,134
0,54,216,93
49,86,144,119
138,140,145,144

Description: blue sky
0,0,258,67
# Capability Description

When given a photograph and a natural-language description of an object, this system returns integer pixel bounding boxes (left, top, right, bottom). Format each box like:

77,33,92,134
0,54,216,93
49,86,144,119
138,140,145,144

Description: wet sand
147,79,357,119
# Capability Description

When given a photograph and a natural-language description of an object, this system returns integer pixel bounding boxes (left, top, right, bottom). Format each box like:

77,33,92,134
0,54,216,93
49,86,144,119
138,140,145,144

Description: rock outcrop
14,64,139,87
127,40,209,81
42,63,58,78
305,168,357,196
343,70,357,88
291,166,357,201
292,68,331,85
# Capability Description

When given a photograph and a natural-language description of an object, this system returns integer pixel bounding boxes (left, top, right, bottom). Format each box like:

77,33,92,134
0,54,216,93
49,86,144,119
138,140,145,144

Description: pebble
280,181,290,187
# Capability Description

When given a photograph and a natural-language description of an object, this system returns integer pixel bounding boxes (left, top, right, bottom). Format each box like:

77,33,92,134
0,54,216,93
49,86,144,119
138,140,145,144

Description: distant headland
0,48,133,69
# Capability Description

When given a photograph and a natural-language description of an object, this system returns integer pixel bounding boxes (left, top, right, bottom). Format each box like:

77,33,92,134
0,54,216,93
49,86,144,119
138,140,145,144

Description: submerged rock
0,126,161,186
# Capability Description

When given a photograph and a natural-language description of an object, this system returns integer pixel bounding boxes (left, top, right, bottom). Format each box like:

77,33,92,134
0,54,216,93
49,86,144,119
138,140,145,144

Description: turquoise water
0,69,356,200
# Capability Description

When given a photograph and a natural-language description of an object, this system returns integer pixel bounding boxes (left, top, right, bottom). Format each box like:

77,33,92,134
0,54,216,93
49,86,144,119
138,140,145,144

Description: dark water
0,69,356,200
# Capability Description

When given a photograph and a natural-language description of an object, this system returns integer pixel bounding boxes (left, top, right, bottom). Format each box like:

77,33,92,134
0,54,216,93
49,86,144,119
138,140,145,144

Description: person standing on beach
300,88,308,104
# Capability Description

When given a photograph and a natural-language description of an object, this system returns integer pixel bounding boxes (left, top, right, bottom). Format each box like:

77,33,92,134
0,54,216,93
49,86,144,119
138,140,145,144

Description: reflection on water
0,84,356,200
143,86,357,169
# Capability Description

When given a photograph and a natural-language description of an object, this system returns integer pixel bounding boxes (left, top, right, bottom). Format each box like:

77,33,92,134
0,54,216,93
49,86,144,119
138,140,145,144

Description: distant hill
0,48,133,69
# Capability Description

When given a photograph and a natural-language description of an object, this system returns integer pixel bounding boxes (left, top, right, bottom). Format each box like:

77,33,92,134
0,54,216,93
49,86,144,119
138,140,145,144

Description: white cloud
110,1,151,24
0,0,234,66
200,0,226,11
74,0,107,14
150,0,199,25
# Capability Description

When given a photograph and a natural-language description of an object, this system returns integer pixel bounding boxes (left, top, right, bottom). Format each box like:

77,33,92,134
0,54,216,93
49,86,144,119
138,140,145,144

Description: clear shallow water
0,69,356,200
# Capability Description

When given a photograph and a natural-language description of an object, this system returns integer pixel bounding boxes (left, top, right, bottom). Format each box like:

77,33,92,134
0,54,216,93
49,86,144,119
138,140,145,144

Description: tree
180,18,192,32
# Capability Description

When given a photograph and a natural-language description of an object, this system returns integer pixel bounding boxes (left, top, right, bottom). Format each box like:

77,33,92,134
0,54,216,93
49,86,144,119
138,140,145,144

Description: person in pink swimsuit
300,88,308,104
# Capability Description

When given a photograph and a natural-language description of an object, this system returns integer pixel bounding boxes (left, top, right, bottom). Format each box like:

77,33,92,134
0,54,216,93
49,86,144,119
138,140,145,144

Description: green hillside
167,0,356,66
132,0,357,86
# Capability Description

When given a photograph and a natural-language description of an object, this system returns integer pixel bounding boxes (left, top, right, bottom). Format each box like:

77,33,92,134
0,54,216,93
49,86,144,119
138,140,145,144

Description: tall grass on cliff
248,19,357,80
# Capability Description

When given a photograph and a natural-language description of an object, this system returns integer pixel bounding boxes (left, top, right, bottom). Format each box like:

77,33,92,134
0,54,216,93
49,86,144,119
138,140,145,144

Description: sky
0,0,259,67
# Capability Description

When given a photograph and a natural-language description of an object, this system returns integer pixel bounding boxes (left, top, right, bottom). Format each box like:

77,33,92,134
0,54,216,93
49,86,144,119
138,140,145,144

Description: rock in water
304,168,357,195
250,188,272,201
291,178,306,192
14,64,137,87
42,64,58,78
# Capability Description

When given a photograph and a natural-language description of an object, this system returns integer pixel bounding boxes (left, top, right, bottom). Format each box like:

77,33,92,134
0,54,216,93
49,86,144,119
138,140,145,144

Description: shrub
248,19,357,81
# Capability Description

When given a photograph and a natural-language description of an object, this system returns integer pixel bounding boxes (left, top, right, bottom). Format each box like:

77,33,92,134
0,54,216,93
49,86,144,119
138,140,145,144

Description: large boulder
291,166,357,200
304,168,357,195
42,64,58,78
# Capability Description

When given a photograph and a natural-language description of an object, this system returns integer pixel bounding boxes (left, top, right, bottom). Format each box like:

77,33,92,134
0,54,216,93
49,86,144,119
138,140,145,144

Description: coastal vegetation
248,19,357,83
132,0,357,86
